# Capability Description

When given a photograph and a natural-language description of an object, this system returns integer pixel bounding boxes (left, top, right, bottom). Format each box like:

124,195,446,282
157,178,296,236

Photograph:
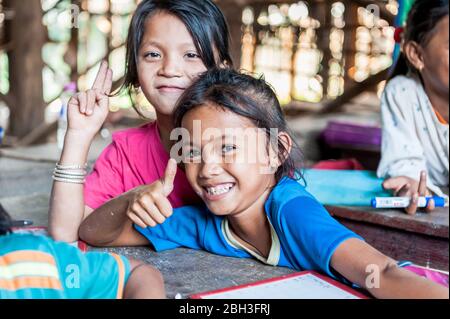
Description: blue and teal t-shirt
0,233,131,299
135,177,363,279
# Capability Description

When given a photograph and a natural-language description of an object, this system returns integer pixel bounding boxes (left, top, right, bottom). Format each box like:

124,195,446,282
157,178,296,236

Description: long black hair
121,0,233,117
0,204,12,236
390,0,449,80
174,68,304,183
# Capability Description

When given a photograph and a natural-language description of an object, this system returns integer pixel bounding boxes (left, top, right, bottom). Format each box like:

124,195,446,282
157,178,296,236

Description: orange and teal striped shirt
0,233,130,299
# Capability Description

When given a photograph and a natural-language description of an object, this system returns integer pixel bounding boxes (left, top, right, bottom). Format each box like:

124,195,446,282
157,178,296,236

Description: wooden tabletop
327,205,449,239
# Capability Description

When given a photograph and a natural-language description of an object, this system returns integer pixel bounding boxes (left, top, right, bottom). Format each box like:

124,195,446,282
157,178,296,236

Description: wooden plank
216,2,244,68
314,1,332,99
342,1,358,93
320,68,389,114
328,206,449,239
218,0,395,22
336,218,449,271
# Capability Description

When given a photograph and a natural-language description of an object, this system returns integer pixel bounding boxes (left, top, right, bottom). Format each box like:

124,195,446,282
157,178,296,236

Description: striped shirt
0,233,130,299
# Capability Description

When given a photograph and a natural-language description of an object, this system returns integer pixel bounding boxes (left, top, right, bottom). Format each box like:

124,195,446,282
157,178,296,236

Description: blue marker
371,196,448,208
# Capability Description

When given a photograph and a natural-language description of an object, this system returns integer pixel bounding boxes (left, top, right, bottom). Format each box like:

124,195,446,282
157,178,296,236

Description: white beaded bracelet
52,172,86,180
56,163,87,170
53,162,88,184
53,169,86,177
52,176,86,184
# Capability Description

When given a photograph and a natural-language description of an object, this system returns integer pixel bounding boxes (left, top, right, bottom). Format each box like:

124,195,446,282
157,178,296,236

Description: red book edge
189,270,369,299
11,226,88,252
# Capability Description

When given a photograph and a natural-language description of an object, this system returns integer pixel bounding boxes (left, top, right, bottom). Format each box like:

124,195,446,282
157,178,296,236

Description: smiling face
181,104,279,218
137,11,209,116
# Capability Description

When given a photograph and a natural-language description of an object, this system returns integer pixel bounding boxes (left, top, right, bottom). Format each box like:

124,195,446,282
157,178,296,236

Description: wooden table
327,205,449,271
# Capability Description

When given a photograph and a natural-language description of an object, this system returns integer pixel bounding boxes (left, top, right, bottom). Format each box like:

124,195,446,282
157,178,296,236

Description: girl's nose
199,149,224,178
199,161,224,178
159,55,182,78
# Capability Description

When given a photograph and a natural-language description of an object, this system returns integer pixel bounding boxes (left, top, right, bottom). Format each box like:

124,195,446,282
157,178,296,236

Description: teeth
206,183,234,196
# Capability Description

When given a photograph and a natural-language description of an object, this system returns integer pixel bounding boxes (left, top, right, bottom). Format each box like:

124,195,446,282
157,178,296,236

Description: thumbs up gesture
126,159,177,228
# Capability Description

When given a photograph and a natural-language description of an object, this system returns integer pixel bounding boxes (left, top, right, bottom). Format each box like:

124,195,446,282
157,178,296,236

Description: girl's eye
185,149,201,159
144,52,161,59
185,52,200,59
222,145,236,153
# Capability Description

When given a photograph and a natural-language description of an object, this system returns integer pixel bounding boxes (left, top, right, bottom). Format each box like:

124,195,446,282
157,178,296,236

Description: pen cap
371,198,377,207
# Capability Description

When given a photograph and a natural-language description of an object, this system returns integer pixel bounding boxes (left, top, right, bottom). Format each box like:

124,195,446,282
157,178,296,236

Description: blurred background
0,0,412,167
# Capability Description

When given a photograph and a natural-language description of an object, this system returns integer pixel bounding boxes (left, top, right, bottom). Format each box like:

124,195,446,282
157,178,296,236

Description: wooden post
65,0,81,84
217,1,245,68
4,0,46,138
314,1,332,100
343,0,358,92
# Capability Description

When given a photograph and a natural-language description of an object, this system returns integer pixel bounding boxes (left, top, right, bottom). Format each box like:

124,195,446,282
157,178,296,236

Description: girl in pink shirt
49,0,233,244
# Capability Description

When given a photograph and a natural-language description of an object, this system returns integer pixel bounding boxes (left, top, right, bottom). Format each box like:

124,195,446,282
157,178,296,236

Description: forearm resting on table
332,239,448,299
78,191,146,247
370,264,449,299
49,132,92,242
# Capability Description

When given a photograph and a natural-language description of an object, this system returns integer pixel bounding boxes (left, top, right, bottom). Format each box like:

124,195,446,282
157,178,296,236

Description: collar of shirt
220,217,281,266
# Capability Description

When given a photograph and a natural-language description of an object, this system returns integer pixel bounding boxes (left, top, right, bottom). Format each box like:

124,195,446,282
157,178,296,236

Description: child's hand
66,61,113,139
126,159,177,228
382,170,435,215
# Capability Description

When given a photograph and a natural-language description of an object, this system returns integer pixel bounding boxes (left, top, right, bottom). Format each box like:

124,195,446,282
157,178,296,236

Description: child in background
377,0,449,215
49,0,233,244
79,68,448,299
0,209,165,299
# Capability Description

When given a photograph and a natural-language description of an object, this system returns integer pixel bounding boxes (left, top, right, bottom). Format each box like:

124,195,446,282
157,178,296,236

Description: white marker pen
371,196,448,208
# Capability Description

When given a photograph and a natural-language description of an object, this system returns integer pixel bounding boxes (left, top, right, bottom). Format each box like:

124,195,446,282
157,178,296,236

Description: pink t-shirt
84,121,201,209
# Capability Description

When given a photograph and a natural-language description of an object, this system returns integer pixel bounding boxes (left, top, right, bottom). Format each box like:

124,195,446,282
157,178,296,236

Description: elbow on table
48,225,80,244
78,223,101,246
78,222,118,247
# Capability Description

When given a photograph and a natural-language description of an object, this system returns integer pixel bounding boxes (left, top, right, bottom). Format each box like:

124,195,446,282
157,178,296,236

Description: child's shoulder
266,177,332,224
111,121,157,143
268,177,321,211
0,233,56,253
107,121,159,154
384,74,422,95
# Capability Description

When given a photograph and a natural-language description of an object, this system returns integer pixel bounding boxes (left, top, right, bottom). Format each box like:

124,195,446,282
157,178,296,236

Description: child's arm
331,238,449,299
49,62,112,242
124,259,165,299
78,159,177,247
78,189,148,247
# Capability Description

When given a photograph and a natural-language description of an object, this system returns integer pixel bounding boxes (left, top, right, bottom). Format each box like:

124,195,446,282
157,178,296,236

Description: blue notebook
300,169,392,206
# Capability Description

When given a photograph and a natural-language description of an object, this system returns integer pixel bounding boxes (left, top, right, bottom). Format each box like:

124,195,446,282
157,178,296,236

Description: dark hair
174,68,304,183
121,0,233,117
390,0,449,79
0,204,12,236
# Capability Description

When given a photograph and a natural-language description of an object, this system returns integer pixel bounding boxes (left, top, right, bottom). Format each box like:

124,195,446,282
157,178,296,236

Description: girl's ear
269,132,293,168
218,60,229,69
404,41,425,72
278,132,293,163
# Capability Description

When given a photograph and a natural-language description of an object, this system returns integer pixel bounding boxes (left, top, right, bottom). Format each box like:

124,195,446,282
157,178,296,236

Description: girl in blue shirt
80,68,448,299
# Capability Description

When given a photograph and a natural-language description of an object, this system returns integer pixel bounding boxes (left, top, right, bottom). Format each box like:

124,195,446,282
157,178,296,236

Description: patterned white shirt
377,74,449,196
